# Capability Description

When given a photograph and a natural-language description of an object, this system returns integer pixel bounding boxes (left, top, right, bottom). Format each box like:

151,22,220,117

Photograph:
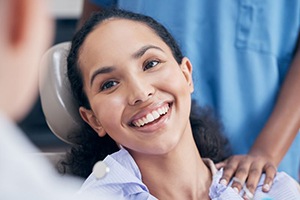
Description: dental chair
39,42,83,145
39,42,108,178
38,42,82,170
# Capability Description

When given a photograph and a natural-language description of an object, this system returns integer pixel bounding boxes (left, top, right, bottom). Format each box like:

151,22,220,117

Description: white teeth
146,113,154,122
138,119,144,126
152,111,160,119
133,105,169,127
158,108,164,115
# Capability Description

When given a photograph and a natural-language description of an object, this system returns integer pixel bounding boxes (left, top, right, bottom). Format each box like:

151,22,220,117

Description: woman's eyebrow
90,66,115,87
132,45,164,59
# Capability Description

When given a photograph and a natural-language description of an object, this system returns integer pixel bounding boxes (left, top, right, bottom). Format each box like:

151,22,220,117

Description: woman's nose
127,76,154,105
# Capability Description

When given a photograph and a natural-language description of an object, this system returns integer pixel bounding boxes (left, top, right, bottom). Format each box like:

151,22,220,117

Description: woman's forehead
85,18,163,47
78,18,173,77
80,18,170,61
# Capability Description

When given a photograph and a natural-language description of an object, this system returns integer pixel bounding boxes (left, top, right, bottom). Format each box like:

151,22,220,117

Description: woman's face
78,19,194,156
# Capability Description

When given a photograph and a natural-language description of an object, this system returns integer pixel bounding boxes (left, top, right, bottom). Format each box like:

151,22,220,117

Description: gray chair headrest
39,42,84,144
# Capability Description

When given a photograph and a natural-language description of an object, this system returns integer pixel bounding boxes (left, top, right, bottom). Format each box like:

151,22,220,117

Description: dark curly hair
60,8,231,178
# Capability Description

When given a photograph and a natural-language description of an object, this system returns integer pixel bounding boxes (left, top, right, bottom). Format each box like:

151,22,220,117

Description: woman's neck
132,126,212,200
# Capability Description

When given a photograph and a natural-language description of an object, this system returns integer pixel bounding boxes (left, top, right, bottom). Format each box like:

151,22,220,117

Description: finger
231,177,244,194
262,163,277,192
242,184,254,200
219,157,240,186
231,162,252,193
243,162,263,197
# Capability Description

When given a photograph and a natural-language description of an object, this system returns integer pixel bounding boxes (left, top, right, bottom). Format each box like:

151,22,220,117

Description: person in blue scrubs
79,0,300,194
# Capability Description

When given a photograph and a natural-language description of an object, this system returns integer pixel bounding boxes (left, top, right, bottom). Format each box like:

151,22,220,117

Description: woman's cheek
96,94,125,123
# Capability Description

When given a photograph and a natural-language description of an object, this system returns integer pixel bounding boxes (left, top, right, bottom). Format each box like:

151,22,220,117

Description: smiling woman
61,8,300,200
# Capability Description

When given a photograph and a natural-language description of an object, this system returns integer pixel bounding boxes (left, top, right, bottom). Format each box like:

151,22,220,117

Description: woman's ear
180,57,194,93
79,107,106,137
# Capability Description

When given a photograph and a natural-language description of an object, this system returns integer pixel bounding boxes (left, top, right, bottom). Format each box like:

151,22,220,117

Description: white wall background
47,0,83,18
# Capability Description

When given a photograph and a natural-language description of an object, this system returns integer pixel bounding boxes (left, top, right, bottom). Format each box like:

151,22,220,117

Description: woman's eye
100,80,118,91
144,60,159,71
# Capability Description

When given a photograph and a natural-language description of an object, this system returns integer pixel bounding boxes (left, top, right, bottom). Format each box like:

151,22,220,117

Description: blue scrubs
90,0,300,180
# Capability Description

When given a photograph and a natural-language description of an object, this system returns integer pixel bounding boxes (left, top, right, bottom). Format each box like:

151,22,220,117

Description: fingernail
220,179,227,186
263,183,270,191
233,187,239,193
243,194,249,200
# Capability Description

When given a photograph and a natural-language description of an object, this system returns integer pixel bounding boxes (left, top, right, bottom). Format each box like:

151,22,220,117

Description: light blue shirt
79,148,300,199
79,148,156,199
90,0,300,180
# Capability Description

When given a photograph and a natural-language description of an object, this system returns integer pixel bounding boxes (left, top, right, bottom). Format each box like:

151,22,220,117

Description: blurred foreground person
0,1,99,199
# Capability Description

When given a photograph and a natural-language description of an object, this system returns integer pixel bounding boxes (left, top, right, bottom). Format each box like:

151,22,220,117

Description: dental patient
62,9,300,199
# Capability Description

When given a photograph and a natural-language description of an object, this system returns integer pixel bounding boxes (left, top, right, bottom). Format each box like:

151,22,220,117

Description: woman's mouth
131,104,170,127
